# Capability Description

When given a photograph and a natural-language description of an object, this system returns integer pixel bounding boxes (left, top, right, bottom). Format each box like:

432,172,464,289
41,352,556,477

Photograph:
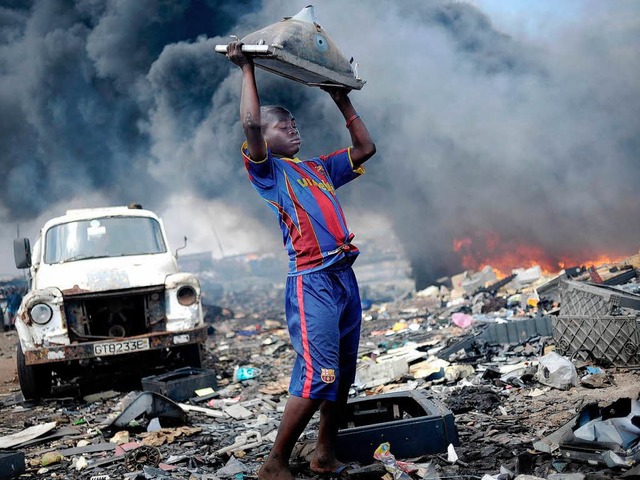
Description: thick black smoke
0,0,260,220
1,1,639,288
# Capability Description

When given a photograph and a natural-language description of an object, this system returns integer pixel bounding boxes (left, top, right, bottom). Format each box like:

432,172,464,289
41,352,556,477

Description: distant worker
1,300,5,332
5,287,23,330
227,42,376,480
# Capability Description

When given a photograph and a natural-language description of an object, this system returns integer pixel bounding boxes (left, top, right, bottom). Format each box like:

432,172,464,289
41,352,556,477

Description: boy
226,42,376,480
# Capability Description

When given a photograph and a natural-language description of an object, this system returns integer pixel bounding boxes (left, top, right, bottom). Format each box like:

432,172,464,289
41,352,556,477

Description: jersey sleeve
318,147,365,189
242,141,275,190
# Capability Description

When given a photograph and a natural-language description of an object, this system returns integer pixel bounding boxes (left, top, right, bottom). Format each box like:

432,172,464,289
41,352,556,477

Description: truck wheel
176,344,202,369
17,344,52,400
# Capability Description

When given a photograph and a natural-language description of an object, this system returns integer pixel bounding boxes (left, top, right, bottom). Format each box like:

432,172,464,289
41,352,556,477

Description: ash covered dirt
0,287,639,480
0,330,18,397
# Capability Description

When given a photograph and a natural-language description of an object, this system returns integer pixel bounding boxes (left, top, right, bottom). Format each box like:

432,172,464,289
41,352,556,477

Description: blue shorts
285,260,362,401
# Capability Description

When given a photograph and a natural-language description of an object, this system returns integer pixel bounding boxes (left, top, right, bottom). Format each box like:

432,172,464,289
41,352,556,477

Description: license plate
94,338,150,356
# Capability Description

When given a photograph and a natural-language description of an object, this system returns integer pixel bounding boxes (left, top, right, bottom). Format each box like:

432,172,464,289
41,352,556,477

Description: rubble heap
1,252,640,480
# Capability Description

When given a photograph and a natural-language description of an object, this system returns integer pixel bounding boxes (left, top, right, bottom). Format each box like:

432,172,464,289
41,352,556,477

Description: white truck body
14,206,208,398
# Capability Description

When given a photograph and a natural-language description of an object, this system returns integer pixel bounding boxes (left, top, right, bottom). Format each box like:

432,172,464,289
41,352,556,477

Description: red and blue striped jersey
242,142,364,275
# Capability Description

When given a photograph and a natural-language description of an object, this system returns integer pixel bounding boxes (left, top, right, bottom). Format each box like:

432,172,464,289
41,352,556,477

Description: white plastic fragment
447,443,458,463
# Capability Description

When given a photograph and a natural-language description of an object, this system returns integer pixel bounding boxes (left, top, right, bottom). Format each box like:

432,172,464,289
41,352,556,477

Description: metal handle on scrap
214,44,271,54
215,430,262,455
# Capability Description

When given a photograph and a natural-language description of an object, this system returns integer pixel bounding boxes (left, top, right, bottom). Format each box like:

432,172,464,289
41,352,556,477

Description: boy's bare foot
258,459,295,480
309,458,349,475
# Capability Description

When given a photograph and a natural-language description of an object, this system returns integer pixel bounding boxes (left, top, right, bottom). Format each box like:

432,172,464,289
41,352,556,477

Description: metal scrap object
215,430,262,455
215,5,365,90
124,445,162,472
111,392,186,429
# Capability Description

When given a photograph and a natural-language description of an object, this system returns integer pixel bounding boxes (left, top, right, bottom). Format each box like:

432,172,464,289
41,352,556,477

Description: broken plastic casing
215,5,365,90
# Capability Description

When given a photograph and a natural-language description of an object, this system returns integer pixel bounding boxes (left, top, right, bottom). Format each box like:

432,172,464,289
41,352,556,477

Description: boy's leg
264,273,340,480
311,268,362,473
259,395,322,480
310,378,351,473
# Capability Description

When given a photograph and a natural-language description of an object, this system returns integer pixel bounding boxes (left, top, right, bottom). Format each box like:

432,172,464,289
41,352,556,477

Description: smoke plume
1,0,639,288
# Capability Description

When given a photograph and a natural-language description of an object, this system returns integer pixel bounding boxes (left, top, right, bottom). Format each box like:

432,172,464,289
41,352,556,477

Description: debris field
1,252,640,480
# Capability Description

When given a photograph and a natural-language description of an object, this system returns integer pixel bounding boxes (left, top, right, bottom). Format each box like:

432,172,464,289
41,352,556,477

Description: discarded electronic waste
141,367,217,402
534,398,640,468
215,5,365,89
335,389,459,464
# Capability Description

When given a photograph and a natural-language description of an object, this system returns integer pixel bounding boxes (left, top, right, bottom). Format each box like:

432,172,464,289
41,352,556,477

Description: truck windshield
44,216,167,264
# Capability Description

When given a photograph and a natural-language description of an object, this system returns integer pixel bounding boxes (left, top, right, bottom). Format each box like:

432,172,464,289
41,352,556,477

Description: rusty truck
13,205,208,399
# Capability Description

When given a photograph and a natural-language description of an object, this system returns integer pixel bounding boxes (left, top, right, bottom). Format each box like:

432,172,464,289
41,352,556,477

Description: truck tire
17,344,52,400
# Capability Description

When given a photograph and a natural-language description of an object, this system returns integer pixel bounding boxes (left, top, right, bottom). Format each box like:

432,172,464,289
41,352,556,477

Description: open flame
453,232,629,277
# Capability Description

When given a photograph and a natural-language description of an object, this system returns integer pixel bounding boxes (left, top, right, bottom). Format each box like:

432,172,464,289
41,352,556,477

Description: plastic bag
451,313,474,328
373,442,412,480
536,351,578,390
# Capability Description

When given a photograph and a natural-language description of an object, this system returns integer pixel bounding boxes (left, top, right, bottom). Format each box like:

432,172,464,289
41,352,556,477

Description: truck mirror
14,237,32,269
175,236,188,258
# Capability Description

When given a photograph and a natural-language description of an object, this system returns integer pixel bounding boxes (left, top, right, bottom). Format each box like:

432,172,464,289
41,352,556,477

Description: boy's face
263,113,301,158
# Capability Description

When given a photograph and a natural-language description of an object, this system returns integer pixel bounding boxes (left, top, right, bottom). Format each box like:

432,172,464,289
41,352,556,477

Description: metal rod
214,45,270,54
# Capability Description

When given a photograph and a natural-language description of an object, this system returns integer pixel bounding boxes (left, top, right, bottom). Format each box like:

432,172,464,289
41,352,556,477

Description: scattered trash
40,451,64,467
354,358,409,389
336,390,459,464
0,422,57,449
142,367,218,402
1,249,640,479
215,430,262,455
110,431,130,445
447,443,459,463
373,442,412,480
111,392,186,430
534,397,640,469
536,352,578,390
123,445,162,472
573,398,640,450
72,455,88,471
83,390,120,403
0,450,25,479
139,426,202,447
216,455,248,478
451,312,475,328
233,366,261,382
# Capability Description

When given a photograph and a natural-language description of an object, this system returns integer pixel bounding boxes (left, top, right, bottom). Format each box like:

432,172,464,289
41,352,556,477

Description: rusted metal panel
62,285,164,299
23,326,208,365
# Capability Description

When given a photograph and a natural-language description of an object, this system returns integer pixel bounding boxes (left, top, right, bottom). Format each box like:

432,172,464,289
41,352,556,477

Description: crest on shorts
320,368,336,383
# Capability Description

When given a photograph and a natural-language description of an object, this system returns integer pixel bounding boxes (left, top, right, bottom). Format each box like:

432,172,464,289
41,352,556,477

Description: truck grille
64,286,166,342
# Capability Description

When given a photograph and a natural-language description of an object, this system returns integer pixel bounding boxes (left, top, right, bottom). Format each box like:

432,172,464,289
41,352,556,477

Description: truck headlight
30,303,53,325
177,286,197,306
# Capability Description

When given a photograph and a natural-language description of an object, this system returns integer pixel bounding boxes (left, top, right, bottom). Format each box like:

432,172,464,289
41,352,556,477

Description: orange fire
452,233,628,277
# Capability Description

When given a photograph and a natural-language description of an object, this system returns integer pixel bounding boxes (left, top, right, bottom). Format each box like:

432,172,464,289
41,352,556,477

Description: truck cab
13,206,208,399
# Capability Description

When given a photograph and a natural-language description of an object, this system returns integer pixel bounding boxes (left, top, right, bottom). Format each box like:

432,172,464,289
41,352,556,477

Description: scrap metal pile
1,252,640,479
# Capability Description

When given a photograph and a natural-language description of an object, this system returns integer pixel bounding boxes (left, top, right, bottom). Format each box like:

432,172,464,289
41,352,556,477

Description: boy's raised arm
227,42,267,161
324,87,376,168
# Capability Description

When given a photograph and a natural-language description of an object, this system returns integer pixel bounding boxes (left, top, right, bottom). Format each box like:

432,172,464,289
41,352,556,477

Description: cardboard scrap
139,426,202,447
0,421,57,449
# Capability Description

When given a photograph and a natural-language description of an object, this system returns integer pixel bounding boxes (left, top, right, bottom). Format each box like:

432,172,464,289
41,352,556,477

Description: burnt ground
0,290,639,480
0,330,18,396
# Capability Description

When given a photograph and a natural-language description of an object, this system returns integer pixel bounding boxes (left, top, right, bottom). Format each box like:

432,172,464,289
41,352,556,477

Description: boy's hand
227,42,253,69
321,85,351,104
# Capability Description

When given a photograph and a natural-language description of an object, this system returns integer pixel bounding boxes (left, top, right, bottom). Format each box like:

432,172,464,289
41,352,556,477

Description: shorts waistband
319,255,356,272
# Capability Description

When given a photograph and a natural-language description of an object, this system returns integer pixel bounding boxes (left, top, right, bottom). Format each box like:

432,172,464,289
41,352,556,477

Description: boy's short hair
260,106,292,130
